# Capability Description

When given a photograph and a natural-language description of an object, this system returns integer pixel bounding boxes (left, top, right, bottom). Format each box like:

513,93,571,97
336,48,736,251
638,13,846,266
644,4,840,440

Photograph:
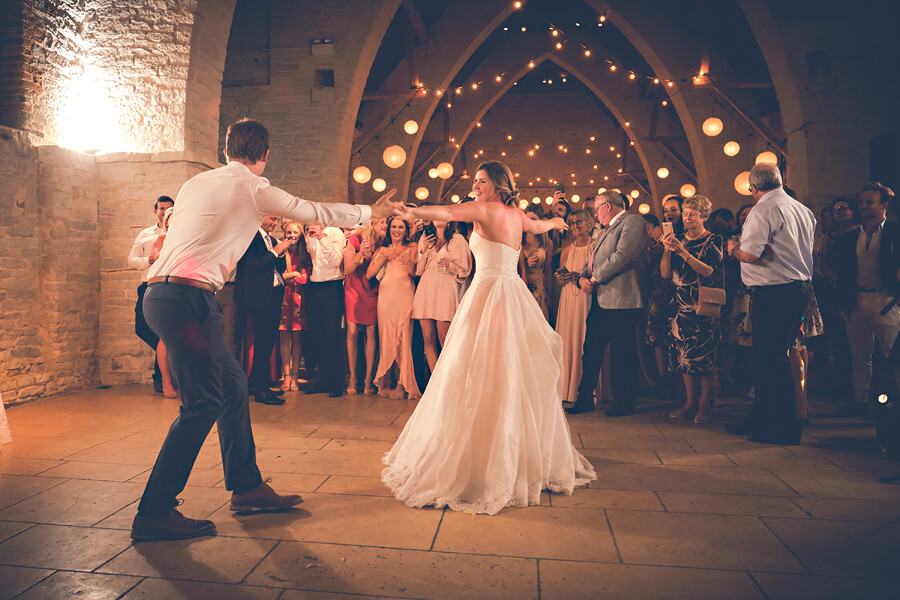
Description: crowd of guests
129,163,897,446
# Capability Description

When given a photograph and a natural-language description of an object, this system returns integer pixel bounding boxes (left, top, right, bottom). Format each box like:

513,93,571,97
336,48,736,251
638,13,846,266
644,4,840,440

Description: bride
382,161,596,515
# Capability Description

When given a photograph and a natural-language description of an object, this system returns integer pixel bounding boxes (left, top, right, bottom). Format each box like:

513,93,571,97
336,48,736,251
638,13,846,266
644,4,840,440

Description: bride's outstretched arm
520,211,568,235
402,202,488,224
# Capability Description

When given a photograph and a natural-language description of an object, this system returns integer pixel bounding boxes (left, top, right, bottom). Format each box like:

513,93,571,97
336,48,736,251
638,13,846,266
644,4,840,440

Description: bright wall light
57,64,129,153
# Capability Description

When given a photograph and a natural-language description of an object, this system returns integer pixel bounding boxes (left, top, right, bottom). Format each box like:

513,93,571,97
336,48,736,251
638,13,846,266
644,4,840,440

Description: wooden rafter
695,75,786,155
351,91,418,154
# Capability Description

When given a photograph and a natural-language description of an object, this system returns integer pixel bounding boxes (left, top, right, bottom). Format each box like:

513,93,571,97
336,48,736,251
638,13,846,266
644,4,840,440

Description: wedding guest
127,195,175,394
727,163,815,445
555,209,594,403
147,207,177,398
412,220,472,373
305,223,347,397
642,213,671,388
343,218,387,395
722,203,755,396
663,195,685,236
661,195,724,423
277,221,310,392
520,205,553,321
368,216,421,399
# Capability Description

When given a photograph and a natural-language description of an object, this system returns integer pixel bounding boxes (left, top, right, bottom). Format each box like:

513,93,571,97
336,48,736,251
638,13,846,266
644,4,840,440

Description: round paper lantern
630,190,640,199
532,197,540,204
545,196,553,205
451,194,461,203
520,199,531,209
734,171,752,196
383,145,406,169
680,183,696,198
352,166,371,184
597,187,606,194
755,151,778,165
436,162,453,179
638,203,651,215
657,167,669,179
723,141,741,157
403,120,419,135
571,194,580,203
428,167,439,179
702,117,724,137
372,178,386,192
415,187,429,200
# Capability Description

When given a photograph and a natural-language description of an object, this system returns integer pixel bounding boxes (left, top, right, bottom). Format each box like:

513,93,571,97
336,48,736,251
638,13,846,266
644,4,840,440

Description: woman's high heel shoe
363,379,377,395
346,377,358,395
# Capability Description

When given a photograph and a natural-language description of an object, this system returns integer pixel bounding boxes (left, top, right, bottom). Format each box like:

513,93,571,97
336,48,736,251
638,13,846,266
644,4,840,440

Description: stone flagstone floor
1,385,899,599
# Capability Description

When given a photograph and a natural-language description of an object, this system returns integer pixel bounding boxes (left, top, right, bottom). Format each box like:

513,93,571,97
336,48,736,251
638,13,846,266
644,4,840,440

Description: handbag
694,234,726,318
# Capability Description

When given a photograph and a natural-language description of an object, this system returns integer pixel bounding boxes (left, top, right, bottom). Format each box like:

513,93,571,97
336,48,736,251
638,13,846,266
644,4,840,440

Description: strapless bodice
469,232,520,279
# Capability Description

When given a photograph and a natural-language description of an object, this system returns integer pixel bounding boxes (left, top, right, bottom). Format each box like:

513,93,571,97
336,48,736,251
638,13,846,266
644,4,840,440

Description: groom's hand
371,189,401,219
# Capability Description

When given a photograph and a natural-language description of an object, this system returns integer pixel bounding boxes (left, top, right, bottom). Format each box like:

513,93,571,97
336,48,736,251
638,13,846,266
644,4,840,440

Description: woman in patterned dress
278,220,311,391
661,195,724,423
520,205,553,321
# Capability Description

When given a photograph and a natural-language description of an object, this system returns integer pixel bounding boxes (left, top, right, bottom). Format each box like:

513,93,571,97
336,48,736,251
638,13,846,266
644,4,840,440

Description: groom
567,191,647,416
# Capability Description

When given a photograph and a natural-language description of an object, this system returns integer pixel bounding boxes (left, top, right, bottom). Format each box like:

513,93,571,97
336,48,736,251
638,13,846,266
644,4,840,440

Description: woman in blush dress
344,218,387,395
554,209,594,404
520,205,553,321
367,216,421,400
412,220,472,373
278,220,311,392
148,207,177,398
382,161,596,515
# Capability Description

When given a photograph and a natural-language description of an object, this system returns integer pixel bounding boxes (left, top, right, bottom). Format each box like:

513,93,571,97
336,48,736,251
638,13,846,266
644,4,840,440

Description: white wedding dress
382,232,596,515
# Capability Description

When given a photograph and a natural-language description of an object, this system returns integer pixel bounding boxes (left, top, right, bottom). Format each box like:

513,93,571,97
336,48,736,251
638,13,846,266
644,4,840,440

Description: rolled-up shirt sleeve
740,208,771,258
254,177,371,227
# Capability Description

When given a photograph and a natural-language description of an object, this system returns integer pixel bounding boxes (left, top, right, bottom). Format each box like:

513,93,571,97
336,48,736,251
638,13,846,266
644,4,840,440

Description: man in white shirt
727,163,815,445
303,224,347,397
127,195,174,394
131,119,400,542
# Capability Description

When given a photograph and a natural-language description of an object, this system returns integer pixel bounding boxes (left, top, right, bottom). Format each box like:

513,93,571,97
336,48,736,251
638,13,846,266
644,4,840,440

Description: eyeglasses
832,206,849,213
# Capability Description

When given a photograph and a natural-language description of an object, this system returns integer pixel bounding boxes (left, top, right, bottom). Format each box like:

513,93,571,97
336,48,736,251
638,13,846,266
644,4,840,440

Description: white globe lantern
638,203,651,215
680,183,696,198
403,120,419,135
755,151,778,165
436,162,454,179
520,199,530,210
383,145,406,169
428,167,439,179
657,167,669,179
702,117,724,137
372,178,386,192
723,141,741,156
352,166,371,184
630,190,640,199
571,194,580,203
734,171,752,195
451,194,461,203
597,187,606,194
545,196,553,205
532,197,541,204
415,187,429,200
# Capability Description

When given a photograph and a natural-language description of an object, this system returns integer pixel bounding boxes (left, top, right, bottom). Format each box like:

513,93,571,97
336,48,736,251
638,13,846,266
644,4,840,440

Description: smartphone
661,221,674,237
555,182,566,194
422,223,437,239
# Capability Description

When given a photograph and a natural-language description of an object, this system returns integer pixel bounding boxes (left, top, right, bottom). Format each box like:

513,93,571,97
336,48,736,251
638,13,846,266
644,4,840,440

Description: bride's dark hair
476,161,520,206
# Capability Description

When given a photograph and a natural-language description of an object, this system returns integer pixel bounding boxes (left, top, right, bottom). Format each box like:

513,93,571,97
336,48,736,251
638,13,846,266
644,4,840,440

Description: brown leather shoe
131,508,216,542
230,478,303,513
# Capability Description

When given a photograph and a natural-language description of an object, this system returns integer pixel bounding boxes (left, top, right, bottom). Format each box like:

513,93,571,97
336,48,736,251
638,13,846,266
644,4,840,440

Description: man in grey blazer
567,191,648,416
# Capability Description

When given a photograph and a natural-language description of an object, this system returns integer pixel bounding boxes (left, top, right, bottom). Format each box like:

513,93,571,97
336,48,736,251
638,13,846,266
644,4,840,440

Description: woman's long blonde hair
476,161,520,206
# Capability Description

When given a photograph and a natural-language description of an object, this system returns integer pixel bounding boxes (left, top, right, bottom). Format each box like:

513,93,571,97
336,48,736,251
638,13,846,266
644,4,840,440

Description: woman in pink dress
520,206,553,321
344,218,387,395
367,216,421,400
412,221,472,373
278,221,311,391
553,209,594,404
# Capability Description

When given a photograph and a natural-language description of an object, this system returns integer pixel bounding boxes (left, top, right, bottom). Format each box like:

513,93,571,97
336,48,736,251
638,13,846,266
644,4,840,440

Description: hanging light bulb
372,178,386,192
403,120,419,135
756,151,778,165
702,117,724,137
437,162,453,179
383,145,406,169
428,167,439,179
680,183,696,198
657,167,669,179
734,171,752,195
415,187,429,200
352,166,371,184
723,141,741,156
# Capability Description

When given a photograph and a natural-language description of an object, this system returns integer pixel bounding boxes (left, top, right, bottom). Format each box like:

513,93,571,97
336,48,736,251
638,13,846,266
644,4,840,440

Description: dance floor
0,385,899,599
